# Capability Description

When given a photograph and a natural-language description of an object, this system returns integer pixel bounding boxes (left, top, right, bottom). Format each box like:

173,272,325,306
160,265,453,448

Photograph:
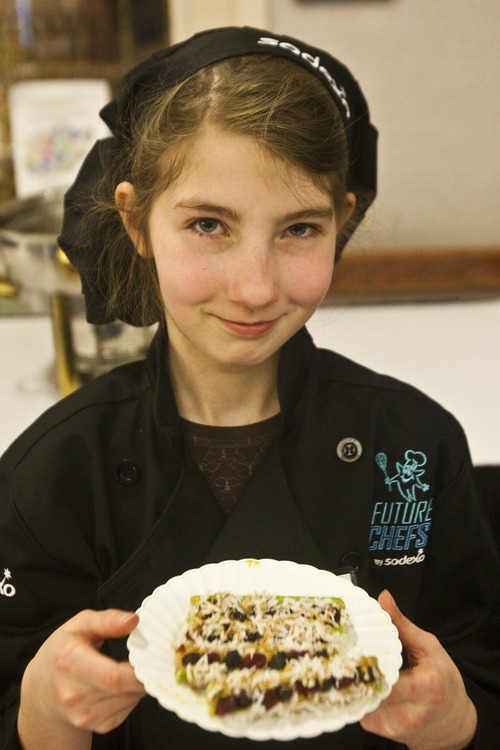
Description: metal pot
0,188,79,308
0,189,153,395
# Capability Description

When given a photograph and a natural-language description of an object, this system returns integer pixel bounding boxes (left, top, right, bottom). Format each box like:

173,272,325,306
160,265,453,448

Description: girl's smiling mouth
216,316,280,337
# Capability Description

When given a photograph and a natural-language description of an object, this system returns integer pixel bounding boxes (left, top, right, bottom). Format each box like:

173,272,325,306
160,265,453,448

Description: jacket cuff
462,674,499,749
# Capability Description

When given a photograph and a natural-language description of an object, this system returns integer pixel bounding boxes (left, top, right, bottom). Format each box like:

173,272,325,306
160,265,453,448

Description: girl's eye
285,223,318,238
191,218,225,236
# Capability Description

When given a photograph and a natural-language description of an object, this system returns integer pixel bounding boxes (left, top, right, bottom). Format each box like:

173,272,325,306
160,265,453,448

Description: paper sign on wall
8,79,111,197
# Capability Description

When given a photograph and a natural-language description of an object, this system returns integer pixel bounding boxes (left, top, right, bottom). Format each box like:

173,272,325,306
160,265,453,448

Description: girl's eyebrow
174,200,334,224
175,201,241,222
280,207,335,224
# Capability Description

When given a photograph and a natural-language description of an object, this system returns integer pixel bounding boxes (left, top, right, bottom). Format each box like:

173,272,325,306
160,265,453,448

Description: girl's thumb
378,589,430,660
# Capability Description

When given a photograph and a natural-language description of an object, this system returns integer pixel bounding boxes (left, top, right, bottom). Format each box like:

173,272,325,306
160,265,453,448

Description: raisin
181,652,200,666
245,631,262,642
263,689,279,710
315,649,328,658
215,695,239,716
320,677,334,692
224,650,242,669
207,652,221,664
252,653,267,668
287,650,307,660
276,685,293,702
241,653,266,669
237,691,252,709
357,664,376,683
337,676,355,689
229,609,247,622
295,680,312,696
269,652,287,670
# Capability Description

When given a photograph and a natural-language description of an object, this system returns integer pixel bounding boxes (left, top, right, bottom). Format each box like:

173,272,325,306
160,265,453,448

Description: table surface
1,305,499,465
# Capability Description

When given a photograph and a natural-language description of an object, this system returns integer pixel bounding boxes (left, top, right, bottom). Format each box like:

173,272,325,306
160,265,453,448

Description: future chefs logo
370,450,433,567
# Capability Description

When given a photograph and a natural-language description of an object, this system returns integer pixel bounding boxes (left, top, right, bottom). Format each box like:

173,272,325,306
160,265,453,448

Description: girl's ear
115,181,147,256
341,191,357,229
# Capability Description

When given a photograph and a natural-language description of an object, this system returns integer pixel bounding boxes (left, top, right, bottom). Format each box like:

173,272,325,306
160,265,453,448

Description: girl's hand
18,609,146,750
360,590,477,750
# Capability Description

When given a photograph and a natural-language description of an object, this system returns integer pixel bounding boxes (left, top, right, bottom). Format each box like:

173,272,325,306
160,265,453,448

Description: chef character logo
376,450,430,502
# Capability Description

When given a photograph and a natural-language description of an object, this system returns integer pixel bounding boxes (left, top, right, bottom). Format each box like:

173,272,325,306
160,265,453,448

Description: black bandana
58,26,377,325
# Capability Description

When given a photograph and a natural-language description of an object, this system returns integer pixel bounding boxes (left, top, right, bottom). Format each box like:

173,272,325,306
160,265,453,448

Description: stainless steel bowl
0,188,81,301
0,189,154,395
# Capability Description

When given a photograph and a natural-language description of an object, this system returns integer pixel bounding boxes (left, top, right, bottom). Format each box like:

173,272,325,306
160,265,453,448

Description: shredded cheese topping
174,592,384,718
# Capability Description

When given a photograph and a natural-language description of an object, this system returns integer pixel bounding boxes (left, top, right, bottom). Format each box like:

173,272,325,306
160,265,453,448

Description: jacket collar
277,326,315,421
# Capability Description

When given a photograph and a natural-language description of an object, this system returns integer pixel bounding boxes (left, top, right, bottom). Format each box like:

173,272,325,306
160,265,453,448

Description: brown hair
93,55,353,325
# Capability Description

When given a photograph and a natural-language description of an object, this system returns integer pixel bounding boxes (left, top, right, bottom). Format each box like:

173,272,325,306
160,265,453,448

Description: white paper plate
127,559,402,741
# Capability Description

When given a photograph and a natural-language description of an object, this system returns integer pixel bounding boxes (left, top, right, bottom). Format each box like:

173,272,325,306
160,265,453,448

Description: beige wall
168,0,267,42
169,0,500,250
271,0,500,250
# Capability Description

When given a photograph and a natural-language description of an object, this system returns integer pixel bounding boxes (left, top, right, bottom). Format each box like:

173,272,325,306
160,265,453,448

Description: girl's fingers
53,610,144,698
68,609,139,643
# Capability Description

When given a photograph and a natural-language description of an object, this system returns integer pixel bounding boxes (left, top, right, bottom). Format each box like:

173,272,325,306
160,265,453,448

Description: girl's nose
227,242,280,308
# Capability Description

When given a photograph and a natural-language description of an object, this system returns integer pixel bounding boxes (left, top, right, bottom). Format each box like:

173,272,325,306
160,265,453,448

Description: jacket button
336,437,362,462
115,459,140,485
340,552,361,571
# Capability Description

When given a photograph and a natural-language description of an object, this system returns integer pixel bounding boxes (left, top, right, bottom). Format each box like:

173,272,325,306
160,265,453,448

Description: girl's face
119,126,353,374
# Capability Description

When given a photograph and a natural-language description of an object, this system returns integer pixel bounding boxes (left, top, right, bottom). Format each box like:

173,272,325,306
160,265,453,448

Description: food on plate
174,592,385,718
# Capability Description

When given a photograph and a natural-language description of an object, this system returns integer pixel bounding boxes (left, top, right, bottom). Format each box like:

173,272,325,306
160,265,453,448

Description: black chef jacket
0,326,499,749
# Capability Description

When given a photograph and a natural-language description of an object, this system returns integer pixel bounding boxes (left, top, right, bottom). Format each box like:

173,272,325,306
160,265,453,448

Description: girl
0,26,498,750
